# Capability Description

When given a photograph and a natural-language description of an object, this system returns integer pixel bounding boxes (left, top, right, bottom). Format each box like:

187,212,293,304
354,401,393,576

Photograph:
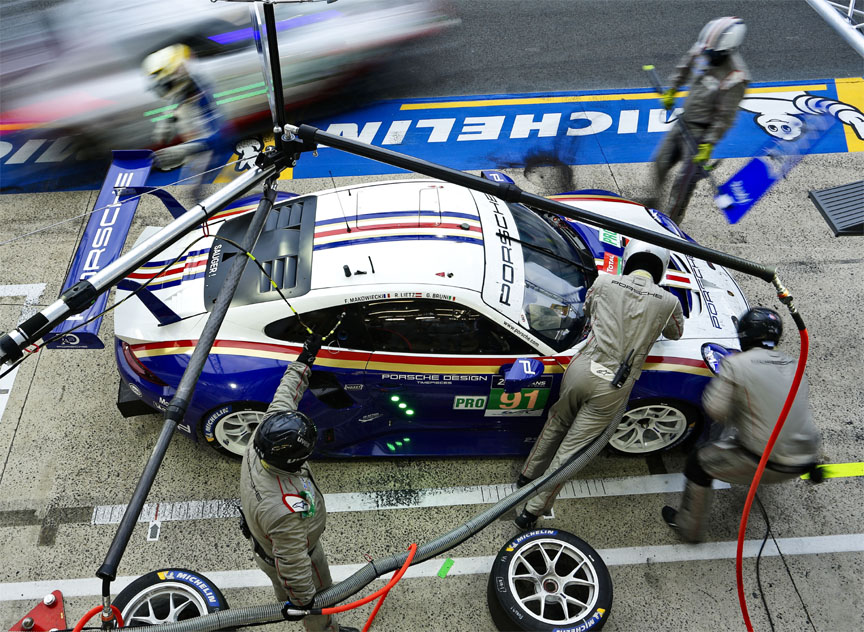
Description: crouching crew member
515,240,684,529
240,333,358,632
663,307,822,542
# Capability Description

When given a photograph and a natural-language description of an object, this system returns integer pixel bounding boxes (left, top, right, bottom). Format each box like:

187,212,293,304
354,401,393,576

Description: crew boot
664,481,713,543
514,508,539,530
516,474,532,489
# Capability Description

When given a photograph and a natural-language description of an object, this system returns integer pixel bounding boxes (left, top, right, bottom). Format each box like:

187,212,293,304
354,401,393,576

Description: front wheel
113,569,228,626
199,402,268,459
609,400,702,455
487,530,612,631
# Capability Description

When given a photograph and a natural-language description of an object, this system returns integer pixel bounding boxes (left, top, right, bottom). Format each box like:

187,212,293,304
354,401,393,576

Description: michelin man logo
741,91,864,141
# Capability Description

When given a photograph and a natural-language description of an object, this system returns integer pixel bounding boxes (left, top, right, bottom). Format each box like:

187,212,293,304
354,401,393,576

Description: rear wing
45,150,153,349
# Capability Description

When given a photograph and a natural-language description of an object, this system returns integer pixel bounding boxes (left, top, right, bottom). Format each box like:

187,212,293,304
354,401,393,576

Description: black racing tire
608,399,703,455
487,530,612,631
113,568,228,626
199,401,268,459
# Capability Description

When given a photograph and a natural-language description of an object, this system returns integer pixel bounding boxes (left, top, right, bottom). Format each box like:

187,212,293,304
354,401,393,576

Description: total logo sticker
602,252,621,275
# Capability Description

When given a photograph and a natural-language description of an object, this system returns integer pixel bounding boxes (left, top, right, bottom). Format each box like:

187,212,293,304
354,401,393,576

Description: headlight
701,343,734,375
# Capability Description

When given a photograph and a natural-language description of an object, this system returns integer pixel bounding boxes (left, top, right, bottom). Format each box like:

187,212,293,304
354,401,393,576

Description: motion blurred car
112,176,749,459
0,0,455,155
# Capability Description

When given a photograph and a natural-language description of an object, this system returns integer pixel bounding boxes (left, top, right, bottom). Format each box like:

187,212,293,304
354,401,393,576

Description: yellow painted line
744,84,826,94
801,462,864,480
400,93,661,109
835,77,864,153
399,85,829,110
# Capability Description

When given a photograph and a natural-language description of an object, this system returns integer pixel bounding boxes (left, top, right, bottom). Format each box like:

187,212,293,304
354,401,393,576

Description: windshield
508,204,596,352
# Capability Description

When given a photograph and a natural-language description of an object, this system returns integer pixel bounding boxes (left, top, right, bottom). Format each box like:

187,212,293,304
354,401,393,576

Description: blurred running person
141,44,226,193
515,240,684,530
649,17,750,224
240,333,358,632
663,307,822,543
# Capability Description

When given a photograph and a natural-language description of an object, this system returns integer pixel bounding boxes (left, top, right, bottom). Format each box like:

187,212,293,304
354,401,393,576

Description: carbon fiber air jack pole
97,0,294,587
96,181,278,583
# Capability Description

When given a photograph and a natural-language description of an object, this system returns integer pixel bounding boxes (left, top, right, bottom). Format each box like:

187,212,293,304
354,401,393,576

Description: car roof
309,180,487,293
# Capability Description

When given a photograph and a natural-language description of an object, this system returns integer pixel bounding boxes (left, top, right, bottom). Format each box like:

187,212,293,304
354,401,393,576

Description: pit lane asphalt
379,0,864,99
1,150,863,630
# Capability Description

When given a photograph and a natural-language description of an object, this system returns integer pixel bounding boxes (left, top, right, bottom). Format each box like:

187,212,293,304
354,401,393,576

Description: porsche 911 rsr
113,178,748,459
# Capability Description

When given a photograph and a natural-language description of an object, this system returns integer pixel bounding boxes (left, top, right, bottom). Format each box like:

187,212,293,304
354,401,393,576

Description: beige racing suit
521,270,684,516
240,363,339,632
672,347,821,542
652,48,750,223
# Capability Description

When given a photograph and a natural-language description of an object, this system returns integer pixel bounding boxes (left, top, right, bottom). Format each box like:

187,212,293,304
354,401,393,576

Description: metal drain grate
808,180,864,236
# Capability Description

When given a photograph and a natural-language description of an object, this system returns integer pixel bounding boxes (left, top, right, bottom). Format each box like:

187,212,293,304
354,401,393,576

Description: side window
265,305,370,350
362,299,536,355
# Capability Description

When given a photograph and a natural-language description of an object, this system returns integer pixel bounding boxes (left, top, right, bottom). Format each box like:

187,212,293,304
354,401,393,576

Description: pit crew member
240,333,358,632
662,307,822,542
515,240,684,529
141,44,223,180
649,16,750,224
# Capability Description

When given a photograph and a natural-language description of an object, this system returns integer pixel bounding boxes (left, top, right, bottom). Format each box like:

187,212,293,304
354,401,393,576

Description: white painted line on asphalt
2,533,862,601
89,474,731,524
0,284,46,425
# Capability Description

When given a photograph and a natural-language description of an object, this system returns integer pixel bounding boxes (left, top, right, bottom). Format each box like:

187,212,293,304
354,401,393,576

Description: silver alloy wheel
610,404,689,453
508,538,600,625
119,582,209,625
213,409,265,456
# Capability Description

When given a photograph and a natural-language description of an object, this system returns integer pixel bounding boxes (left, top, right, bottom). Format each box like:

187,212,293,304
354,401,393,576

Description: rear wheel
609,400,701,455
487,530,612,631
113,569,228,626
199,402,267,459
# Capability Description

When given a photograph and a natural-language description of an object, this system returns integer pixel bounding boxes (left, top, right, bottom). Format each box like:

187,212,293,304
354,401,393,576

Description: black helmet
737,307,782,351
253,411,317,471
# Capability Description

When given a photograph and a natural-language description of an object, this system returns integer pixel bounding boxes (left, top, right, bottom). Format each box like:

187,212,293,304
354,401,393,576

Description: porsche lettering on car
113,177,748,458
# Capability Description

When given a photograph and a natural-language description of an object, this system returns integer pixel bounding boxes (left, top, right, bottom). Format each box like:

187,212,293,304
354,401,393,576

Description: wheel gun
611,349,635,389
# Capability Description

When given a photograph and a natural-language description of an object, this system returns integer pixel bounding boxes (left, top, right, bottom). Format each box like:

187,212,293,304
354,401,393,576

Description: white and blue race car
113,177,748,459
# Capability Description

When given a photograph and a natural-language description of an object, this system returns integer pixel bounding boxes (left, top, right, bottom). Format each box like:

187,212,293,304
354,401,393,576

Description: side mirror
502,358,545,393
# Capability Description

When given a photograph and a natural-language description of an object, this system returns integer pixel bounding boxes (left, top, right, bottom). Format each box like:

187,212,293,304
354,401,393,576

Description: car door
359,297,553,456
263,304,375,454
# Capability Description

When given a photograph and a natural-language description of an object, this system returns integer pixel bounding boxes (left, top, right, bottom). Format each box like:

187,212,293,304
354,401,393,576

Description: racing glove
296,333,323,367
693,143,713,165
281,599,314,621
152,141,208,171
661,88,677,110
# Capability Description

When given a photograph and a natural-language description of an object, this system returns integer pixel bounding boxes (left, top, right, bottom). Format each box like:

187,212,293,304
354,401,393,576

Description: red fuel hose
735,324,809,631
72,605,124,632
317,543,417,626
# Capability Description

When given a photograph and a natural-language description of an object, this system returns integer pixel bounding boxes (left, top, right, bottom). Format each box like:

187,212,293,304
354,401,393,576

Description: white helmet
622,239,670,284
697,16,746,53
